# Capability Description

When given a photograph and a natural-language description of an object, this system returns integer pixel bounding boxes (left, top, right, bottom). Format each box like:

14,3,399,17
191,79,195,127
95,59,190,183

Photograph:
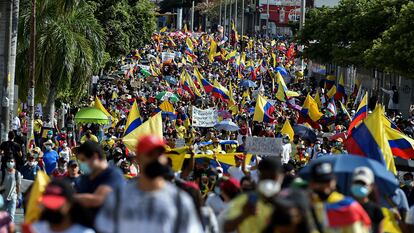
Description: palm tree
16,0,106,119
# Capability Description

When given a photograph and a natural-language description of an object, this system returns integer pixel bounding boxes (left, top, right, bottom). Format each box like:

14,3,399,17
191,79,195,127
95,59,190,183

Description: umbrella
214,120,240,131
276,66,288,76
293,124,317,142
75,107,110,125
164,76,178,85
299,154,398,197
155,91,179,102
239,79,257,88
329,132,348,141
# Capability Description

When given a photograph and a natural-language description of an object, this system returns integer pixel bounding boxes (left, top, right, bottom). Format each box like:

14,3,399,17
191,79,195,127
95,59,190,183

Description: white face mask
258,179,281,198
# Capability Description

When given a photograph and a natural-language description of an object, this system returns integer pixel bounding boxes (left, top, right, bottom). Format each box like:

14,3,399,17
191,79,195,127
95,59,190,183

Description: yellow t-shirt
101,139,115,148
34,119,43,133
225,194,273,233
81,135,99,144
176,126,187,139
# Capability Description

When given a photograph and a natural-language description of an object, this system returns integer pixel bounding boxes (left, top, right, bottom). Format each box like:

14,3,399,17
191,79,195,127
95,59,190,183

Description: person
240,176,256,193
34,114,43,146
59,140,72,162
95,135,203,233
51,157,69,179
176,119,187,139
401,172,414,206
80,130,98,144
28,180,95,233
0,195,15,232
227,154,246,181
42,140,59,175
281,134,292,164
65,160,81,188
21,154,42,181
308,161,371,233
0,131,23,171
10,116,20,133
381,86,399,115
205,177,239,217
74,141,123,219
223,157,284,233
176,181,219,233
0,157,22,222
350,167,384,233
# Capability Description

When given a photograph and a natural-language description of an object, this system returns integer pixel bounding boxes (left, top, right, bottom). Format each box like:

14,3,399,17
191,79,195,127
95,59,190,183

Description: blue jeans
4,198,16,222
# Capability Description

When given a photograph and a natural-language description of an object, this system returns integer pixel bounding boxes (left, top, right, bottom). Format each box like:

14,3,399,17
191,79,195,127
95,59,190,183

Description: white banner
238,136,283,156
192,107,217,127
161,52,176,62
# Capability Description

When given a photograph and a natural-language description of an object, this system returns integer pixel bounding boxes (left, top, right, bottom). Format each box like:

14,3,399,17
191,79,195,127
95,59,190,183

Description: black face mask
41,209,64,225
313,190,331,201
143,160,170,179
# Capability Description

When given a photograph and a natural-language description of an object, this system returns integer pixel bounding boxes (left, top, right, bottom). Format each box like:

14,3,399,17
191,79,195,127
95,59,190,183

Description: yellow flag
122,112,163,151
94,96,111,118
111,91,118,100
327,85,337,99
281,120,294,142
314,90,322,108
25,171,50,223
208,39,217,62
303,94,323,121
159,26,168,33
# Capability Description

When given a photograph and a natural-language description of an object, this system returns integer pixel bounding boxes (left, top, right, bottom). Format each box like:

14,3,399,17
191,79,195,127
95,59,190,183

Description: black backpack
392,90,399,104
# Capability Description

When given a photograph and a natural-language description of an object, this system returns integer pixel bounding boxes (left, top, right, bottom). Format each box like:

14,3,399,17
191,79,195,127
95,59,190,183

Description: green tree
16,0,106,117
299,0,410,70
91,0,157,58
365,1,414,77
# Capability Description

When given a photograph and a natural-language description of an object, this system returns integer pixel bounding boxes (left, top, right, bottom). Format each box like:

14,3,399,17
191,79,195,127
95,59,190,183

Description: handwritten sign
238,136,283,156
192,107,217,127
162,52,176,63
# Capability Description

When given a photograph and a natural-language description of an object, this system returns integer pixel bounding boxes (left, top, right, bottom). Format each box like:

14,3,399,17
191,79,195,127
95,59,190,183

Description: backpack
392,91,399,104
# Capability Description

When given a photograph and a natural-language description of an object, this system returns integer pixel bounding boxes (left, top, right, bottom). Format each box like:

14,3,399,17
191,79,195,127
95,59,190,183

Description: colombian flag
334,75,346,102
158,100,177,119
124,100,142,135
384,122,414,160
212,80,230,102
324,75,336,90
253,95,275,123
348,92,368,134
346,105,397,174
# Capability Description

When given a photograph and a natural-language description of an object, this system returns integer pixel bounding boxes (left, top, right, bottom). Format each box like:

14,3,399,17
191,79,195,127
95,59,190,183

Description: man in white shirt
96,135,202,233
11,116,20,131
227,154,246,181
280,134,292,164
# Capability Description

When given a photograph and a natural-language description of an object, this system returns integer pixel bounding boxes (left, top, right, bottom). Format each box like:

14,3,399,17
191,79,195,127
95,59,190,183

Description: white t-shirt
281,143,292,164
227,166,245,181
32,222,95,233
406,206,414,224
96,182,203,233
11,117,20,131
92,75,99,84
205,192,226,216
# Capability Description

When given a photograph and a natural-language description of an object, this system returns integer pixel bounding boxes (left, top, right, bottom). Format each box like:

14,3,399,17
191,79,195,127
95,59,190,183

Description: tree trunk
8,0,19,124
44,83,57,123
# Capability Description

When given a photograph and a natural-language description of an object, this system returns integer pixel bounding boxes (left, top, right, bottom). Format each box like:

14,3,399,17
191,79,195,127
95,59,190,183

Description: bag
392,91,399,104
0,169,20,194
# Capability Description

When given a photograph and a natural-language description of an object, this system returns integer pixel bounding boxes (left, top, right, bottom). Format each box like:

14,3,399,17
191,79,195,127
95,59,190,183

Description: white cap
353,166,374,185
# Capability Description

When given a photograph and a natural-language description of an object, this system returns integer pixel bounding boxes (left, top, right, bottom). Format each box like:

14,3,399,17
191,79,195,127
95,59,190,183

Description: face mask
41,209,64,224
143,159,170,179
61,131,66,134
45,145,52,151
351,184,369,198
47,135,53,139
0,195,4,209
283,138,290,143
79,161,92,175
313,190,331,201
62,143,67,147
28,161,35,166
6,162,14,169
68,134,72,138
58,165,66,170
258,180,281,198
33,153,39,159
404,180,412,187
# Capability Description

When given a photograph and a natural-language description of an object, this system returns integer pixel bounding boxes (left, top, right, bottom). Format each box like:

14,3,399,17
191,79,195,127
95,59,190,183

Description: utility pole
191,1,195,32
224,0,227,34
229,0,232,36
299,0,306,72
27,0,36,148
219,0,222,26
234,0,237,30
205,0,209,32
266,0,269,37
241,0,244,36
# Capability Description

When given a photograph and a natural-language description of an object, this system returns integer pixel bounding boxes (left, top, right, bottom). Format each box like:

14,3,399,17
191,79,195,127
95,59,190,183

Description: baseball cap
310,162,335,182
136,135,166,155
352,166,374,186
40,180,74,210
67,160,78,167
